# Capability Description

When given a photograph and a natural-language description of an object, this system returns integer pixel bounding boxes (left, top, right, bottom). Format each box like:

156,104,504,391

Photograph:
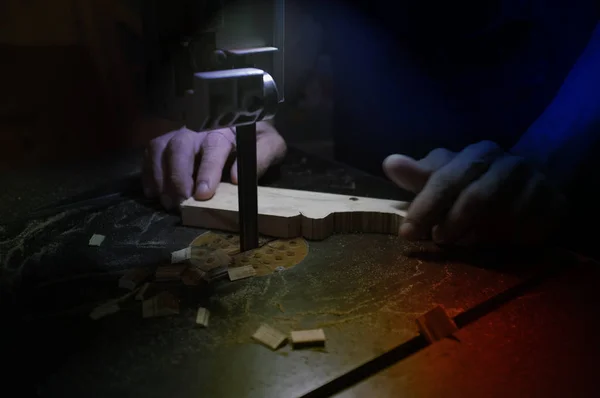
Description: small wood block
416,305,458,343
88,234,105,246
142,292,179,318
135,282,153,301
119,268,151,290
252,324,287,350
195,307,210,327
228,265,256,281
89,302,119,320
155,265,188,281
290,329,326,347
171,247,191,264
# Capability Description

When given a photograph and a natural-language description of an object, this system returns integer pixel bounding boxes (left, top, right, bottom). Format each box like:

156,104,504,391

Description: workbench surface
0,148,594,398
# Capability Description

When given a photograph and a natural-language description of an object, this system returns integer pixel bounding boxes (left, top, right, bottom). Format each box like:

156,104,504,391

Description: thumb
382,154,431,193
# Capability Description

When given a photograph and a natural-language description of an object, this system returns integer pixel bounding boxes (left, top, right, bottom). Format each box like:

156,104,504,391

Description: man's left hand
382,141,567,246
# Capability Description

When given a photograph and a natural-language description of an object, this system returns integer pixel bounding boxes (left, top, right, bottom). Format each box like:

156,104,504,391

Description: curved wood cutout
180,183,409,240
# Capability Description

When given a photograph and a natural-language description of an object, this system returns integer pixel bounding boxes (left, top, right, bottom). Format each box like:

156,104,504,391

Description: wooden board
181,183,409,240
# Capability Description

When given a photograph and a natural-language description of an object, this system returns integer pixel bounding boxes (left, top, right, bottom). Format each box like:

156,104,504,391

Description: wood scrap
88,234,105,246
252,324,287,350
142,291,179,318
232,238,309,276
171,247,191,264
195,307,210,327
155,265,188,282
119,267,151,290
181,182,409,240
228,265,256,281
290,329,326,347
416,305,458,343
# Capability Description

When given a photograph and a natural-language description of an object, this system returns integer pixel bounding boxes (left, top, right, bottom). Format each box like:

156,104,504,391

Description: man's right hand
142,122,286,211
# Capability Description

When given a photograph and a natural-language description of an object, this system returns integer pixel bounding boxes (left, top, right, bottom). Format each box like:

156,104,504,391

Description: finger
147,131,177,201
418,148,457,173
382,154,430,193
231,127,287,184
432,155,529,244
164,131,198,209
195,131,233,200
383,149,455,193
401,141,504,240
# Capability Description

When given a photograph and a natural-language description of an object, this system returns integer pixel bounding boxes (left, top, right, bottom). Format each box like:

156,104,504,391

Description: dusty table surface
336,259,600,398
0,148,581,398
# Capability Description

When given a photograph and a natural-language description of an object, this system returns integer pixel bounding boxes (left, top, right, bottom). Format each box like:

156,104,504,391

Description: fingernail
194,182,210,199
400,222,417,239
160,194,173,210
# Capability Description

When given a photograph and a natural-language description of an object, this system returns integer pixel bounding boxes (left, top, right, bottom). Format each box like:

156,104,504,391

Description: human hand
382,141,567,246
142,121,286,210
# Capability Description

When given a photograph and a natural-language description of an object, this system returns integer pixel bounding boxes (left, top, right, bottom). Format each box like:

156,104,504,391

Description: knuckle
167,131,194,149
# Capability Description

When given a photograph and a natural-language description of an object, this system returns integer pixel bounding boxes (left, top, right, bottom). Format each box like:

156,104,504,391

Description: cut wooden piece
195,307,210,327
290,329,326,347
252,324,287,350
155,265,188,282
416,305,458,343
119,267,151,290
181,183,409,240
171,247,191,264
88,234,105,246
142,291,179,318
228,265,256,281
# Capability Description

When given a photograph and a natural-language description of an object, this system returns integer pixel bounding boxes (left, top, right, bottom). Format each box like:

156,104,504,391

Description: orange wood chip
416,305,458,343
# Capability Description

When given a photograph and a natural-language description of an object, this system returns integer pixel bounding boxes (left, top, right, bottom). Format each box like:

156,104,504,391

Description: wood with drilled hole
181,183,409,240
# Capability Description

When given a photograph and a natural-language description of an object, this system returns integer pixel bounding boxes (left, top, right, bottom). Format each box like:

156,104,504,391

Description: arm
511,21,600,191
